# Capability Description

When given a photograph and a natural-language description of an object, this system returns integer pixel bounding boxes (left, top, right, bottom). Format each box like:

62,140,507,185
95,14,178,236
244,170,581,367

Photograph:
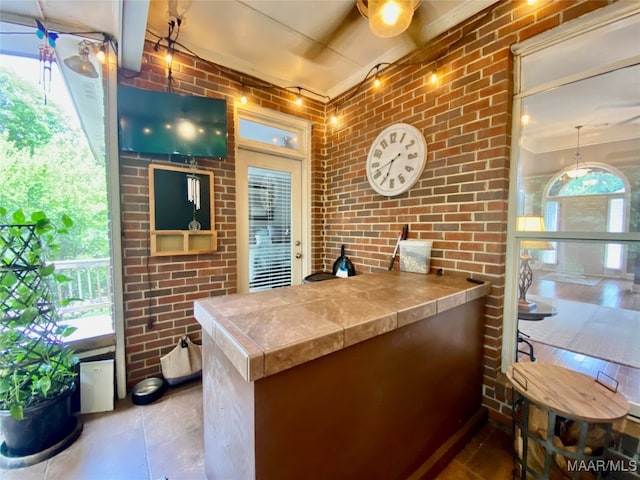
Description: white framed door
237,149,304,293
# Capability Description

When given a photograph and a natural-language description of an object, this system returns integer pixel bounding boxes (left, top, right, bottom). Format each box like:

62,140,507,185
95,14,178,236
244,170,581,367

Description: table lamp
516,215,554,312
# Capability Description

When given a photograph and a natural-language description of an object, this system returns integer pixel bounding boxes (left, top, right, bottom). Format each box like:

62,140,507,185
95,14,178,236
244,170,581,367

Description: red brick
118,5,613,425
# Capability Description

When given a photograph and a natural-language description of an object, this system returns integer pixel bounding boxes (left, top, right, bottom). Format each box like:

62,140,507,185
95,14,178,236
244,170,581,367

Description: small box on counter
399,240,432,274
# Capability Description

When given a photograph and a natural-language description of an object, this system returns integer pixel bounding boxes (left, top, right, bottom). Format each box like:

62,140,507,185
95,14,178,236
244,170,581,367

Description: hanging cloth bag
160,335,203,386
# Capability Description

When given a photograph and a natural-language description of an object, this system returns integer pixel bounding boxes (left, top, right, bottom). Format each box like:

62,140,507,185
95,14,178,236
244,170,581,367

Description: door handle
295,253,302,259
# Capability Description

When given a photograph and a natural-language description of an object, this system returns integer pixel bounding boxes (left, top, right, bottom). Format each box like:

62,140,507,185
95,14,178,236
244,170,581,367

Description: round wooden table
507,362,629,479
517,301,557,362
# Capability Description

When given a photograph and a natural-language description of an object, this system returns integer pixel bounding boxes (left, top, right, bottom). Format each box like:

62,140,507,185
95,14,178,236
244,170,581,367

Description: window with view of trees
0,56,112,338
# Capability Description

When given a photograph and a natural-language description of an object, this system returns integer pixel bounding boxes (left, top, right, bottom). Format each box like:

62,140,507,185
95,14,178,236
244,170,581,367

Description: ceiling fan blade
596,102,640,109
617,114,640,125
304,5,363,60
404,5,424,48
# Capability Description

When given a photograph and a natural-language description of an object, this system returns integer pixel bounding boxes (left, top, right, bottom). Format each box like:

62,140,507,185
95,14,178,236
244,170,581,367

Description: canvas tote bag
160,335,202,385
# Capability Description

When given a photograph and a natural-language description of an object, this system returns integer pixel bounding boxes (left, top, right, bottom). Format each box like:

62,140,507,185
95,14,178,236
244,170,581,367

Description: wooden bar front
196,272,489,479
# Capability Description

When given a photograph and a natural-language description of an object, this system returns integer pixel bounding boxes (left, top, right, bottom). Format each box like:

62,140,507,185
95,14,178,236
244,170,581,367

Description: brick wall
322,0,612,422
119,44,325,386
118,0,613,420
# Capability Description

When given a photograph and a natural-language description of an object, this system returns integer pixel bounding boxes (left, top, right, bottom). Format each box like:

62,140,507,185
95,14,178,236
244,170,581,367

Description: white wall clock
366,123,427,197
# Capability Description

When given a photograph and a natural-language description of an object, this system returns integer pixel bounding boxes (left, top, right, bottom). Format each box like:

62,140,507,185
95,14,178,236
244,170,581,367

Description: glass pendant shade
64,43,98,78
368,0,414,38
566,125,590,178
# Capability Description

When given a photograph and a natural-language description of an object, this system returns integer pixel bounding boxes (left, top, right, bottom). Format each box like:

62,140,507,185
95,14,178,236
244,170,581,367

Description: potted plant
0,207,81,466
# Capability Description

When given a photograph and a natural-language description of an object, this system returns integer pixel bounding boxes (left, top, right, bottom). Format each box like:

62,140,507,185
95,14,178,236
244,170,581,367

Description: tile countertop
194,271,491,382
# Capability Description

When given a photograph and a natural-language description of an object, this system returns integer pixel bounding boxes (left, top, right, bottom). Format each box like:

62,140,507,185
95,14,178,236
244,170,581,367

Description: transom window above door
236,105,309,159
239,119,300,151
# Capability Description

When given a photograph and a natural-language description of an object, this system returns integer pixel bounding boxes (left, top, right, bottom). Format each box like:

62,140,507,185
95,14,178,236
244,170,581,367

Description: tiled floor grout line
141,402,153,480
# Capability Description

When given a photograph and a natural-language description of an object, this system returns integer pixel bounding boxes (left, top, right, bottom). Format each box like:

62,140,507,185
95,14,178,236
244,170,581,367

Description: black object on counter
332,245,356,278
466,277,484,284
304,272,337,283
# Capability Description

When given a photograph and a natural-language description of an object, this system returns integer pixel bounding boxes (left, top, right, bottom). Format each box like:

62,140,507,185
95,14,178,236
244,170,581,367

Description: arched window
548,165,626,197
542,164,630,270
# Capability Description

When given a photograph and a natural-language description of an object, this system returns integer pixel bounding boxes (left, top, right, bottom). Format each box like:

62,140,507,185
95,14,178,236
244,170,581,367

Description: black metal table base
517,329,536,362
511,391,616,480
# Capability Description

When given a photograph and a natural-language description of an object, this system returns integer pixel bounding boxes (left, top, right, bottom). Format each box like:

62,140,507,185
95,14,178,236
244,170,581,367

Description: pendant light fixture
368,0,416,38
64,40,99,78
566,125,590,178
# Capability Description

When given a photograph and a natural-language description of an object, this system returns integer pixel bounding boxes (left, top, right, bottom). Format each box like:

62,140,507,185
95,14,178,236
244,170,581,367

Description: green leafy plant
0,207,78,420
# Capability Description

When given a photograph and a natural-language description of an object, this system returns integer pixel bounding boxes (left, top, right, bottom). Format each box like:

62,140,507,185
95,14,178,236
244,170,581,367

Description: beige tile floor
1,381,205,480
1,380,514,480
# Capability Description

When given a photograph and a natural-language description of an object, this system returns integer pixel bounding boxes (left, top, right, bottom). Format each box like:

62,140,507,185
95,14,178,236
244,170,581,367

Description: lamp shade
64,54,99,78
517,215,545,232
368,0,414,38
64,41,99,79
516,215,554,250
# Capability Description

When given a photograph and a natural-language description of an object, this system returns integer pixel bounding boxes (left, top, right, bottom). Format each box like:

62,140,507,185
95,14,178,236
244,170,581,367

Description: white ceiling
0,0,120,37
0,0,497,100
0,0,638,150
144,0,497,99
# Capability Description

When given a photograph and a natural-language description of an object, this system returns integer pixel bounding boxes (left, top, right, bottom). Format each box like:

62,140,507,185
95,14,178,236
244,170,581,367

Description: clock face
366,123,427,197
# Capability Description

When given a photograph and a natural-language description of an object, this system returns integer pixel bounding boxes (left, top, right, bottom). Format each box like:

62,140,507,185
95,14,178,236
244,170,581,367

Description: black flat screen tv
118,86,227,159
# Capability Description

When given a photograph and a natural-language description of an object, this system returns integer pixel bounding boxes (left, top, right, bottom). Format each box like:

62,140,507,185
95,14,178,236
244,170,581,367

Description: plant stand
0,223,81,467
507,363,629,480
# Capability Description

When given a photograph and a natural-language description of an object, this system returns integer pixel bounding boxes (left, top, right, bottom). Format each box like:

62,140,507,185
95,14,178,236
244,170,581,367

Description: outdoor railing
52,258,112,318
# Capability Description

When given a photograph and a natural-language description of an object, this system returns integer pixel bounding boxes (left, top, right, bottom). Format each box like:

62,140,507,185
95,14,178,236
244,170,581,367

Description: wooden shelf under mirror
149,163,217,256
151,230,217,256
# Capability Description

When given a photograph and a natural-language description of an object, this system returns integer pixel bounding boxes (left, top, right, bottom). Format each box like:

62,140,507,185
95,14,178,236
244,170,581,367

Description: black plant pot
0,384,79,458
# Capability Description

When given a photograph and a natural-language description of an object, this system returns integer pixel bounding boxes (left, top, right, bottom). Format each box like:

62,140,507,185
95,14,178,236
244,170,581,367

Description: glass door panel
248,167,292,291
236,149,302,293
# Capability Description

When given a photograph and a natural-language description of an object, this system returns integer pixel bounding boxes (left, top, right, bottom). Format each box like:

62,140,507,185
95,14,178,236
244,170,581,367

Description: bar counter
194,271,491,479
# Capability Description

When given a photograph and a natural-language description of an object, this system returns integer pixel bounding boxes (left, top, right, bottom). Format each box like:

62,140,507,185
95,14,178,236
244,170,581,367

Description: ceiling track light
295,87,303,106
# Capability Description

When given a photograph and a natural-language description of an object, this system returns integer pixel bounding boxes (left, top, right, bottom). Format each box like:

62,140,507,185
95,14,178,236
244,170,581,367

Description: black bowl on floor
131,378,165,405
